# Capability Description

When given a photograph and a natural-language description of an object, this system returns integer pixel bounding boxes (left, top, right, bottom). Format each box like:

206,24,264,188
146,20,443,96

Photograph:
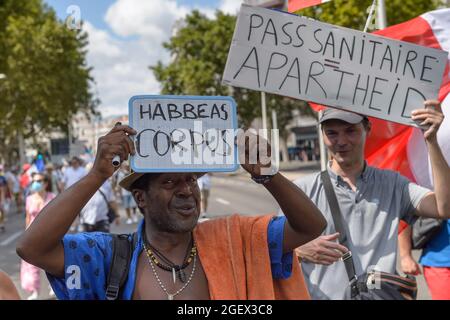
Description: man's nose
176,181,193,197
336,133,348,146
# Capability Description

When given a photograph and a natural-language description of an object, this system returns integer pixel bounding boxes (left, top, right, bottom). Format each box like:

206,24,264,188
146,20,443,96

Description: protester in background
19,163,32,203
197,173,211,218
62,156,86,190
0,168,7,232
45,163,61,195
399,221,450,300
280,102,450,300
4,165,22,211
0,270,20,300
79,163,119,232
17,125,327,300
20,173,55,300
114,162,138,224
62,157,87,232
54,164,65,194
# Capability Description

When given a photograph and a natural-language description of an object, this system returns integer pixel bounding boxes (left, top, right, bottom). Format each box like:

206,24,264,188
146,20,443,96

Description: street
0,173,431,300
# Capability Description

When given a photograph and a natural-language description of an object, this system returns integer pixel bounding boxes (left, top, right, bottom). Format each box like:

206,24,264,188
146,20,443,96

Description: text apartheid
223,4,448,126
129,96,238,172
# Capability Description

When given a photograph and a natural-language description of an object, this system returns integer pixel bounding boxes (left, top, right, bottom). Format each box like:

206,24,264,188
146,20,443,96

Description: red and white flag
310,9,450,189
288,0,332,12
366,9,450,188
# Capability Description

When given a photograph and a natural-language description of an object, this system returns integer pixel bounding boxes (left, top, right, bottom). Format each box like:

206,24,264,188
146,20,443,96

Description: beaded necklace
143,231,196,283
143,240,197,300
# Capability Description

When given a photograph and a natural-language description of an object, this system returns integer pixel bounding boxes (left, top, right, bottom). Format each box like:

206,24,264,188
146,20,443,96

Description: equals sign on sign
324,59,340,70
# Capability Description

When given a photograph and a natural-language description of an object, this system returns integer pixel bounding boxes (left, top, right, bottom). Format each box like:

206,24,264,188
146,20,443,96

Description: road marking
0,231,22,246
215,197,230,206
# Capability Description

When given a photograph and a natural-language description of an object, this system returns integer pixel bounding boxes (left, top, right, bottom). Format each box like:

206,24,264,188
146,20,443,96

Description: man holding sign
17,122,327,300
279,101,450,299
223,5,448,128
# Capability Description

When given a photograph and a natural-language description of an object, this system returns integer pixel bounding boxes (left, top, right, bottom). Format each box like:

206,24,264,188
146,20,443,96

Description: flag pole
377,0,387,29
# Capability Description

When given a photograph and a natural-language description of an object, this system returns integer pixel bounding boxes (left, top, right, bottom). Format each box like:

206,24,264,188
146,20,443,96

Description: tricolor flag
310,9,450,201
366,9,450,189
288,0,332,12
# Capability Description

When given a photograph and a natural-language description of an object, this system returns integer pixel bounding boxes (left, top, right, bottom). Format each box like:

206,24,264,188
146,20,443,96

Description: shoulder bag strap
320,171,359,288
98,189,112,210
106,232,138,300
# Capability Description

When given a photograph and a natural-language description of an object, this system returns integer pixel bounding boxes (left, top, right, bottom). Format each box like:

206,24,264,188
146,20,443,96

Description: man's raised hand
91,123,137,180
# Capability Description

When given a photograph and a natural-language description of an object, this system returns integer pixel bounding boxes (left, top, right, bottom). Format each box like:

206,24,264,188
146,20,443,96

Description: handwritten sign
223,5,448,127
129,95,238,172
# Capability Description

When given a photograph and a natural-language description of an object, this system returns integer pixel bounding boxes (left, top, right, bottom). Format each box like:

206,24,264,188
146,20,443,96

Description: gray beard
147,214,198,234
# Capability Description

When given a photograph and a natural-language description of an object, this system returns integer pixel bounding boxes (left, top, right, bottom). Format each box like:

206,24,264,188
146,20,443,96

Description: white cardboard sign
223,5,448,127
129,95,238,172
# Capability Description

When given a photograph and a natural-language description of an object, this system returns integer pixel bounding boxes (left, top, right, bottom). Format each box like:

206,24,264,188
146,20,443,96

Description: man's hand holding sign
16,92,327,300
223,4,448,127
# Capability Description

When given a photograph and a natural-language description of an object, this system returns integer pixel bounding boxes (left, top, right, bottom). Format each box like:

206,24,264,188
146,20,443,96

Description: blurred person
0,167,7,232
0,269,20,300
399,222,450,300
20,173,56,300
197,173,211,218
54,164,65,193
115,162,138,224
79,163,119,232
17,125,327,300
4,165,22,211
45,163,61,195
19,163,32,204
62,157,87,232
62,156,86,191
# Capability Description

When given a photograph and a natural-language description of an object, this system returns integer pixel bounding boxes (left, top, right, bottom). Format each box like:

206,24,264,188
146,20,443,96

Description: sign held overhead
223,4,448,127
129,95,238,173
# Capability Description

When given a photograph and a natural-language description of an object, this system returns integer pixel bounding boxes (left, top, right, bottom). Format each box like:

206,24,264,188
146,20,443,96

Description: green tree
294,0,440,30
0,0,97,163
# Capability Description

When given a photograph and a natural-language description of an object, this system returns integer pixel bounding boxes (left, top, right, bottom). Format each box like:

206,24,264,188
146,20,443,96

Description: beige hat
119,171,146,191
119,171,206,192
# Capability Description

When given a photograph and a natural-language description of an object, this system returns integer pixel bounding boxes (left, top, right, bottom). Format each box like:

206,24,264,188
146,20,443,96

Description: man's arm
263,173,327,252
411,100,450,219
238,132,327,252
16,125,136,278
398,225,422,275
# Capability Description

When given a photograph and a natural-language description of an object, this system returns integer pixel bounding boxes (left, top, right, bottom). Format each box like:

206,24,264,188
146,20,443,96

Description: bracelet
251,174,274,184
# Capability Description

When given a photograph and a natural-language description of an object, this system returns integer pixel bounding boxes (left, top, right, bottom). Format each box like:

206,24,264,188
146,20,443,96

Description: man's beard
147,212,199,234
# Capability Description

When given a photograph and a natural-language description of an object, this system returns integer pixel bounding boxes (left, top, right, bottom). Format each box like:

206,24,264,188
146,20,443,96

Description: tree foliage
0,0,97,144
151,10,311,135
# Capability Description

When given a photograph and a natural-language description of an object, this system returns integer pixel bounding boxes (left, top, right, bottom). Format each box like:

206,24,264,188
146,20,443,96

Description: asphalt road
0,174,431,300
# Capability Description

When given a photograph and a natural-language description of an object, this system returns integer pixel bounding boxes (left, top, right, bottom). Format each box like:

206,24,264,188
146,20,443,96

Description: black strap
106,232,138,300
320,171,359,294
98,189,112,211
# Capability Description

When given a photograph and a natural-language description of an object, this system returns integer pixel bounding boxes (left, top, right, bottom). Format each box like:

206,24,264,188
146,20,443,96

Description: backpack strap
106,232,138,300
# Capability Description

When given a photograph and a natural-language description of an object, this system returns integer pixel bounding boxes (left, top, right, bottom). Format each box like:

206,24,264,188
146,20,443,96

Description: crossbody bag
320,170,417,300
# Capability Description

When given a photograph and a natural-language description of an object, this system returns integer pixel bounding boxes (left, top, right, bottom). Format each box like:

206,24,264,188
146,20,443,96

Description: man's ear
132,190,146,209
